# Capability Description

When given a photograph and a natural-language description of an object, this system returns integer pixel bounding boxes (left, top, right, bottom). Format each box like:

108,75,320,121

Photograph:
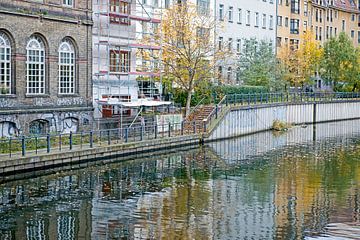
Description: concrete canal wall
208,119,360,165
208,102,360,141
0,135,200,176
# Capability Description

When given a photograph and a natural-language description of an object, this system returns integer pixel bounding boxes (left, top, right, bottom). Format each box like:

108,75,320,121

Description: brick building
0,0,93,137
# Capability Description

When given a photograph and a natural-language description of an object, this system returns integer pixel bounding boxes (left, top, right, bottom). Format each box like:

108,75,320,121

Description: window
304,1,308,16
269,15,274,29
110,49,130,73
351,30,355,38
290,19,299,34
285,17,289,27
227,67,232,82
26,36,45,95
218,37,223,50
218,66,223,78
342,20,345,31
236,39,241,53
291,0,300,14
59,40,75,94
110,0,131,25
228,7,233,22
262,14,267,28
277,16,282,26
246,11,251,25
228,38,233,51
237,9,242,23
197,0,209,15
63,0,73,7
255,12,259,27
219,4,224,20
0,33,11,95
276,37,282,47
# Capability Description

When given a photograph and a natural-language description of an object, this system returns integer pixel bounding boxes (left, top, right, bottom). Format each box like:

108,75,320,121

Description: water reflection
1,120,360,239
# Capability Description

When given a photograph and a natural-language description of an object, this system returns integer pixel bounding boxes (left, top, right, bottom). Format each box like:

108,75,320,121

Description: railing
2,92,360,159
0,121,207,159
224,92,360,106
186,96,207,120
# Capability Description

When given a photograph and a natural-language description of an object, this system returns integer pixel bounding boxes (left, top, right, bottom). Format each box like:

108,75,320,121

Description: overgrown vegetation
272,120,292,132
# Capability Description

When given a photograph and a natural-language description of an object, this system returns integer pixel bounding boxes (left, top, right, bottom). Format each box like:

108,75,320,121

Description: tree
278,31,323,88
321,32,359,91
160,3,228,117
238,38,284,91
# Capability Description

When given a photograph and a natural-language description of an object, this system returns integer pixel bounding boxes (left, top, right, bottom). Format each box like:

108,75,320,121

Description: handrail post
140,126,143,141
107,130,111,145
181,121,184,135
125,128,129,142
203,120,207,133
90,131,93,148
193,121,196,134
168,122,171,137
215,105,218,119
69,132,73,150
46,134,51,153
21,136,26,156
154,125,158,139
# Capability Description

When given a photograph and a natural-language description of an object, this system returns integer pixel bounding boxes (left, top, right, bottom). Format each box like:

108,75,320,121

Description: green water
0,121,360,239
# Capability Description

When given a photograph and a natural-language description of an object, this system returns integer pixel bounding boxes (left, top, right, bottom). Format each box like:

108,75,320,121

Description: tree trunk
352,83,357,92
185,90,192,118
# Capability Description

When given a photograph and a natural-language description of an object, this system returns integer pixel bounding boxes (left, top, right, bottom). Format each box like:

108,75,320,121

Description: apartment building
158,0,277,85
92,0,162,119
0,0,93,137
277,0,360,50
215,0,277,84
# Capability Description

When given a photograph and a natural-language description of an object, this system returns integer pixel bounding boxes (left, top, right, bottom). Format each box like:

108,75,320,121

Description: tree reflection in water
0,120,360,239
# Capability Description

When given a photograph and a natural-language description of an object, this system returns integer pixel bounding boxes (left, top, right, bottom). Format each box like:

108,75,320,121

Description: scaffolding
93,0,164,120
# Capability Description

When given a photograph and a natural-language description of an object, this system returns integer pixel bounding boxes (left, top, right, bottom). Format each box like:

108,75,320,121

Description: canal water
0,120,360,239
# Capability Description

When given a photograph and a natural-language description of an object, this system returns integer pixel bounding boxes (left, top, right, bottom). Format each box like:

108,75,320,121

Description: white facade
213,0,277,84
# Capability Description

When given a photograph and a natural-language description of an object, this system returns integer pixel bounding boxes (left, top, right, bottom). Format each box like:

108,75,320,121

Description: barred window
26,37,45,94
0,33,11,95
59,40,75,94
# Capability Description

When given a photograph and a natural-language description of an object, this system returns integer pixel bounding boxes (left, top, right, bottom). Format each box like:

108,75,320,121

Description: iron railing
0,121,207,158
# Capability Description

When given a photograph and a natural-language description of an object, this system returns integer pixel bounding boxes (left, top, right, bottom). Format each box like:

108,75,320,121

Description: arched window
59,40,75,94
0,33,11,95
26,36,45,94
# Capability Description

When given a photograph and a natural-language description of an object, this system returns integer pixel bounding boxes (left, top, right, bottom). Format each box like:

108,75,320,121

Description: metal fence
2,92,360,158
0,121,207,158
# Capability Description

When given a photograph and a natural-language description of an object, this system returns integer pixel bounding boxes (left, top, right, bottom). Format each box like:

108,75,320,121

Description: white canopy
97,98,172,108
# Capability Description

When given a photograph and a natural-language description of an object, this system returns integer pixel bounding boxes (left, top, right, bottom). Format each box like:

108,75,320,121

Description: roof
332,0,358,12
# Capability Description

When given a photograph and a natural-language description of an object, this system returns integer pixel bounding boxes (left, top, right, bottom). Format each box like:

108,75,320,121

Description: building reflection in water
0,120,360,239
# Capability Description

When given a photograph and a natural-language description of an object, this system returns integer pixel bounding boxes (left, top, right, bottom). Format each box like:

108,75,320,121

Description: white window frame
26,37,45,95
0,33,11,95
59,40,75,94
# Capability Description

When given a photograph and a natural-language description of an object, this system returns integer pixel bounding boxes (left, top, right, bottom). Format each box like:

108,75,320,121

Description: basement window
63,0,73,7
